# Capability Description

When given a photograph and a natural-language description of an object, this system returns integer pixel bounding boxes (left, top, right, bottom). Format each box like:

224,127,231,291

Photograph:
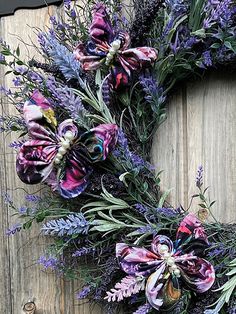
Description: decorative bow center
158,244,181,277
105,39,121,66
54,131,75,165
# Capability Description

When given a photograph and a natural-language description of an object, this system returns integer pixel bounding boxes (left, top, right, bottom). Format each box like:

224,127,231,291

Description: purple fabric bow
74,3,157,90
16,90,118,199
115,213,215,310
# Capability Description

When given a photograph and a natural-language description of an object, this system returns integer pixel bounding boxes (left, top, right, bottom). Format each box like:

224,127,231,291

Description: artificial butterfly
16,90,118,199
74,2,158,90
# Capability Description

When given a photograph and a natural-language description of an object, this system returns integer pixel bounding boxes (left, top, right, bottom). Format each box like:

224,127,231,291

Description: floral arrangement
1,0,236,313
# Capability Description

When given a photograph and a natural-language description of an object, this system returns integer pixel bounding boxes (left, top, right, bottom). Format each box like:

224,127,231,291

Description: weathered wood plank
151,72,236,223
0,6,75,314
0,5,104,313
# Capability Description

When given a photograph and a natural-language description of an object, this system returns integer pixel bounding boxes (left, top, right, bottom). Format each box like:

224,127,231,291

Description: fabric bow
74,3,157,90
116,213,215,310
16,90,118,199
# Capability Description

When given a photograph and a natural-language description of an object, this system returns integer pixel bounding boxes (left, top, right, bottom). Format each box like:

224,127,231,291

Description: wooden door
0,4,236,314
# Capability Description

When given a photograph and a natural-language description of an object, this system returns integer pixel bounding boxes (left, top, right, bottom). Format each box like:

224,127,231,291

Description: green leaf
1,50,11,56
16,46,20,57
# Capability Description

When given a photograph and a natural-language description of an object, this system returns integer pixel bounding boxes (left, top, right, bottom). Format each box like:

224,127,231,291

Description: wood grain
1,3,236,314
0,4,104,314
151,72,236,223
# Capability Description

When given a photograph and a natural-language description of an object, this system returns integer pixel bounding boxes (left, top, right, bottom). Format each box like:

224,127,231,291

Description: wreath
1,1,236,313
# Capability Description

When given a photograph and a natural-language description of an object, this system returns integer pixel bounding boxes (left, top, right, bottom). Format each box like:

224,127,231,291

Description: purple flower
14,66,28,75
70,9,76,19
136,224,157,235
50,16,57,25
72,246,95,257
133,303,152,314
134,203,148,215
9,140,25,149
25,194,41,202
102,78,111,106
0,53,5,62
64,0,71,9
157,207,179,217
38,255,63,270
12,77,22,87
42,213,89,237
139,74,166,113
76,286,91,299
196,165,203,188
18,206,27,214
6,223,22,236
27,71,44,83
0,85,12,96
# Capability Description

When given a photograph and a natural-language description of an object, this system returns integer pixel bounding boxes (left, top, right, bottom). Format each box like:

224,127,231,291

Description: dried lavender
133,303,152,314
46,76,91,128
130,0,164,45
42,213,89,237
196,165,203,188
38,255,64,271
46,36,84,87
76,285,91,299
72,246,95,257
6,223,22,236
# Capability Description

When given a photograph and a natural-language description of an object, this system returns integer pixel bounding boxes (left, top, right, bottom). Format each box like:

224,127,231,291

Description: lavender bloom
76,286,91,299
0,86,12,96
196,165,203,188
102,78,111,106
12,77,22,87
70,9,76,19
38,255,63,270
64,0,71,10
14,66,28,75
27,71,44,83
204,0,234,28
137,224,157,235
18,206,27,214
134,203,148,215
6,223,22,235
133,303,152,314
9,140,25,149
114,129,150,171
207,243,236,259
157,207,179,217
139,74,166,115
46,77,89,125
0,53,5,62
25,194,41,202
46,37,84,87
42,213,89,237
72,246,95,257
3,192,13,205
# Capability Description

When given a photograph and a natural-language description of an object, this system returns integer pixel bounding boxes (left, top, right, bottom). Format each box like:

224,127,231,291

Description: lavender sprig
42,213,89,237
76,285,91,299
47,37,84,87
133,303,152,314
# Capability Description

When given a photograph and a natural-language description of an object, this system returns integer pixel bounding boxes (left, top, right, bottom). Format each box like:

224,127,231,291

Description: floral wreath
1,1,236,313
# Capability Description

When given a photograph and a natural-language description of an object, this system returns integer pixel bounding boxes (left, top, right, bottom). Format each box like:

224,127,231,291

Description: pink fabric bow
16,90,118,199
115,213,215,310
74,3,157,90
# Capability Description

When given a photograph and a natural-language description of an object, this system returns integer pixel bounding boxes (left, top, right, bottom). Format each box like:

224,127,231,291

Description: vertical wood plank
0,6,75,314
0,5,103,313
151,72,236,223
151,88,188,208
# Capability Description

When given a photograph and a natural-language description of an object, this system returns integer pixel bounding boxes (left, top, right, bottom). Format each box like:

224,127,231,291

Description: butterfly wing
16,91,58,184
57,123,118,199
74,3,114,70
